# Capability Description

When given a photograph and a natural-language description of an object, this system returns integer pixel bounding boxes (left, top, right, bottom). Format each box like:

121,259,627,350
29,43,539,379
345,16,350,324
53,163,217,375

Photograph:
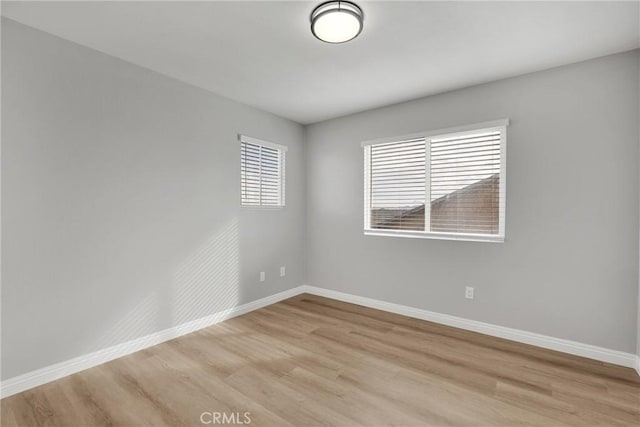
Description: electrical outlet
260,272,265,282
280,266,286,277
465,286,474,300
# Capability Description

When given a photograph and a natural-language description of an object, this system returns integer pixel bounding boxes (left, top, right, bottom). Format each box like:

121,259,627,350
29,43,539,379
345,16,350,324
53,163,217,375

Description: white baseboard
299,285,638,370
0,287,303,399
3,284,638,398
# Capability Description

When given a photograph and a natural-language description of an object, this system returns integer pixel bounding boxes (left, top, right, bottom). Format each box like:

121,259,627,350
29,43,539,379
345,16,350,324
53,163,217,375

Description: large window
239,135,286,207
363,120,507,242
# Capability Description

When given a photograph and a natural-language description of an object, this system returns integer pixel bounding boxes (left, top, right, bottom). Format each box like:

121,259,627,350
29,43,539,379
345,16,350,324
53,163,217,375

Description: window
363,120,507,242
239,135,286,207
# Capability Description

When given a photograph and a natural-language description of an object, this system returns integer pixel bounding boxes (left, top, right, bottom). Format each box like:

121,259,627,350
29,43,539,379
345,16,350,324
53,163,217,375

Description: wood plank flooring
2,294,639,426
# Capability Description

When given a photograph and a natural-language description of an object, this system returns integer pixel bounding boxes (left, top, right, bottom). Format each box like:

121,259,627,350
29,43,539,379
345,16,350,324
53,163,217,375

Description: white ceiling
3,1,639,124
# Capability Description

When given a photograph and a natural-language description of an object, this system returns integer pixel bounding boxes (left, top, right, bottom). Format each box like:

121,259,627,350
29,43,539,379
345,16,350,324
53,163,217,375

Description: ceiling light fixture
310,1,364,44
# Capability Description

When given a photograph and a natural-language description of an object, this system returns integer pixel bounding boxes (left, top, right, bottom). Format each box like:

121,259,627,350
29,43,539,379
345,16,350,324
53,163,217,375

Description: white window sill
240,205,285,210
364,229,504,243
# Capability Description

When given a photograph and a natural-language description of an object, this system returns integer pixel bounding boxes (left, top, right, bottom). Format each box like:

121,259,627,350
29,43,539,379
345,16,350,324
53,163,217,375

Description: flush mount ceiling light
310,1,364,44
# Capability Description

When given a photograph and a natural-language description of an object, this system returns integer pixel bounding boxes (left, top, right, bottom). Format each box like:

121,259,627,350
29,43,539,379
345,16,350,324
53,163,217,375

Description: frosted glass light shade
311,1,363,44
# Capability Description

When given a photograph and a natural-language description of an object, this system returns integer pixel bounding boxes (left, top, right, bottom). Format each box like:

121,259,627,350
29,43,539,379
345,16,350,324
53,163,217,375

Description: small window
239,135,286,207
363,120,507,242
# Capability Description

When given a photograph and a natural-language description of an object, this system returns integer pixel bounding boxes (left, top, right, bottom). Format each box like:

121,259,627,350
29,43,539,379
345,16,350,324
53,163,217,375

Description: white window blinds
364,121,507,241
430,130,501,235
239,135,286,207
368,138,426,231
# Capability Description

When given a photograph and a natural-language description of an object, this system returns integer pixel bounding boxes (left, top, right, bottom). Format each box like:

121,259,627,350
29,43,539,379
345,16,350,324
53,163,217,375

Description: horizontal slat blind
429,130,501,234
369,138,426,231
364,123,506,239
241,141,285,207
241,142,261,206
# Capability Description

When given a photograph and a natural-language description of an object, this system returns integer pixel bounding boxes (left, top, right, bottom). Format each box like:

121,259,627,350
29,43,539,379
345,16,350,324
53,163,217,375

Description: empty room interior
2,1,640,426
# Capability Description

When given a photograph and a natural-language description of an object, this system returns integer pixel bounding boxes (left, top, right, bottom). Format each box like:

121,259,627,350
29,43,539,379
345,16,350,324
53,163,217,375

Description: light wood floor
2,294,640,426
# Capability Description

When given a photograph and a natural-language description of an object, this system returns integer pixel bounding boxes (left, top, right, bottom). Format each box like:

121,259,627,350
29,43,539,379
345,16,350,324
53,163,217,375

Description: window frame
238,134,287,209
362,119,508,243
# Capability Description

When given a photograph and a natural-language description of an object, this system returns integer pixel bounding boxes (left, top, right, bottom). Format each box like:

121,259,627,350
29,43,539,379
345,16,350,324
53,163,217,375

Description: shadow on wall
88,217,241,351
172,217,240,324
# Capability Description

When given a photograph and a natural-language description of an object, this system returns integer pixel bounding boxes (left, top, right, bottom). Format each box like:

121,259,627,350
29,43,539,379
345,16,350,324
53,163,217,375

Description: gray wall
306,50,640,353
1,19,306,380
